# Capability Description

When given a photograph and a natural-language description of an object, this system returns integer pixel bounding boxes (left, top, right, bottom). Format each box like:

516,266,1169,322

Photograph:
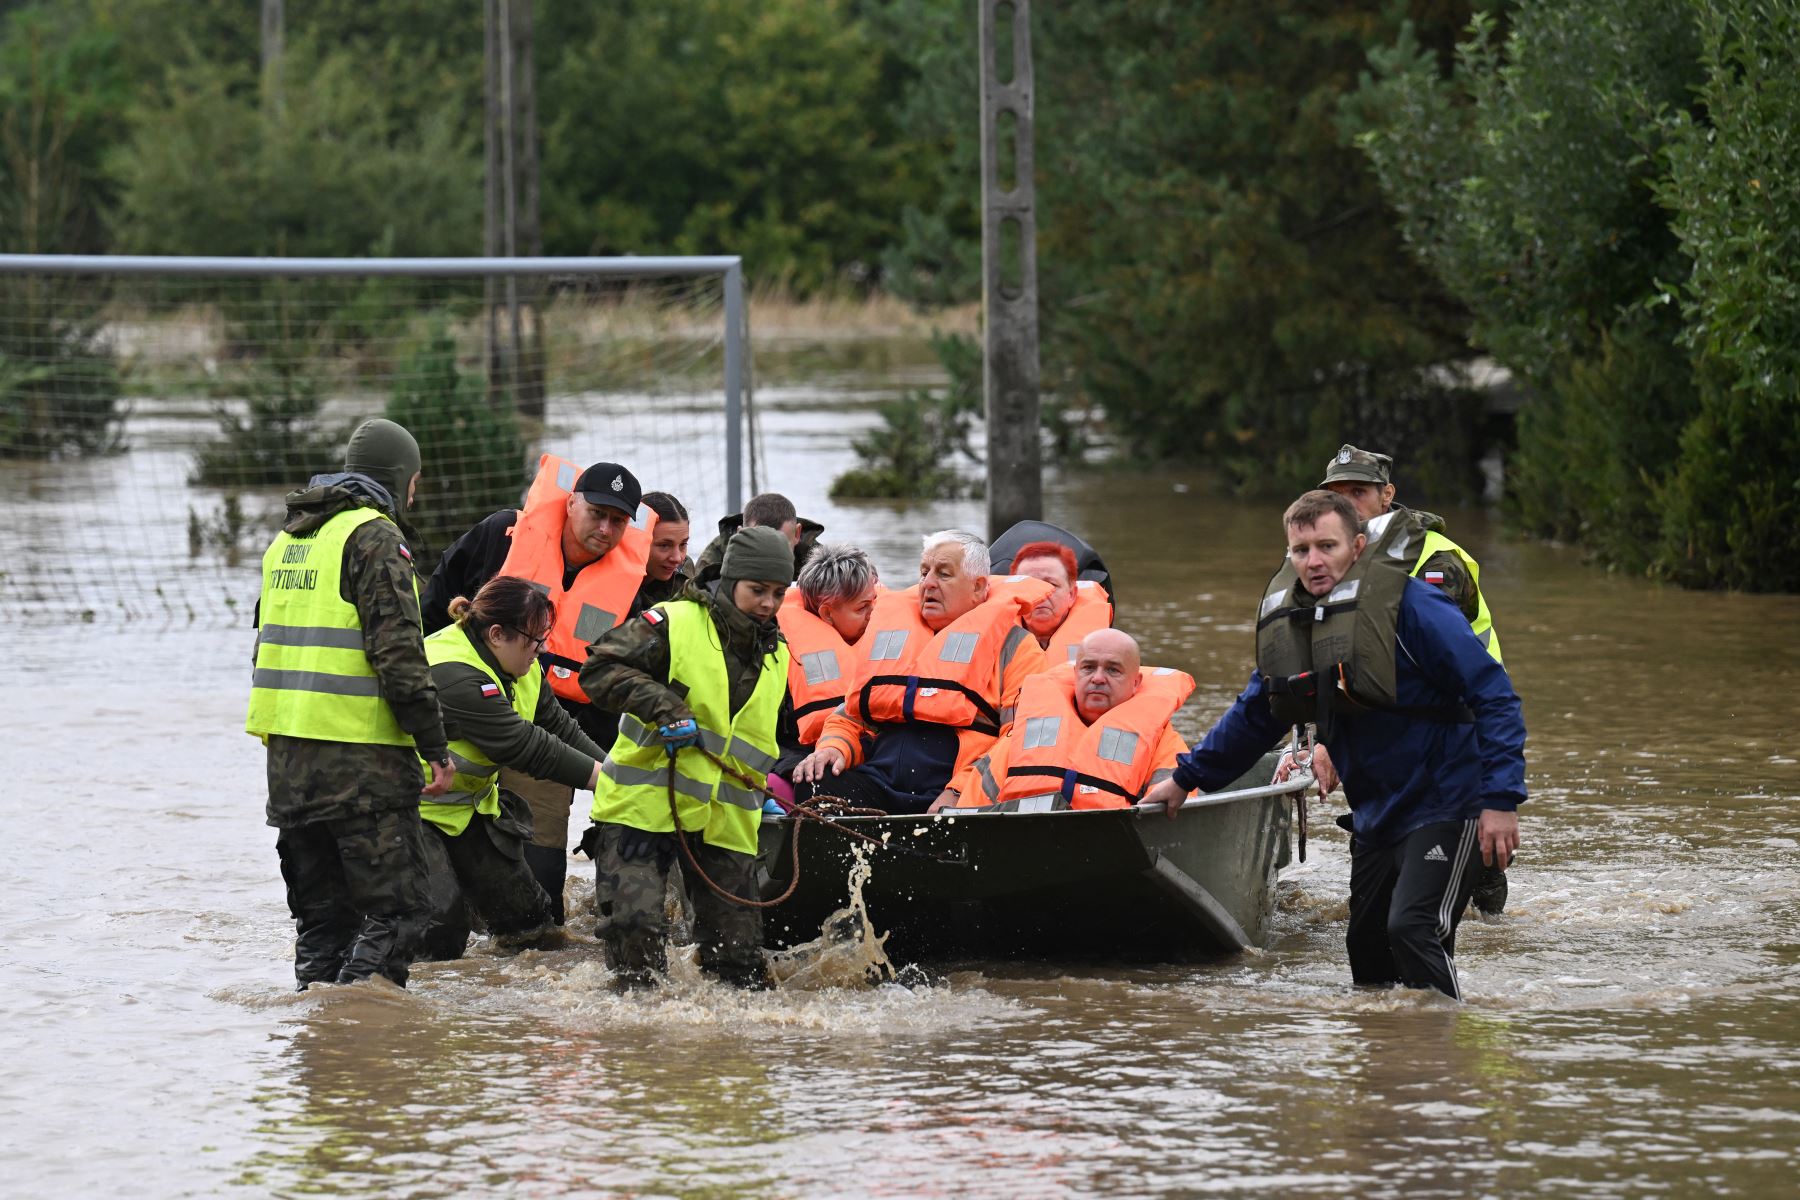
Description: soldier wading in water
578,526,797,990
247,419,455,990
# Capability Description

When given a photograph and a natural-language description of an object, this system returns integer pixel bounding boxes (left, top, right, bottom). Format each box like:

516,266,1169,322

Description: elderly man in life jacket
1142,490,1525,1000
419,456,652,922
790,530,1050,814
991,541,1114,667
773,544,881,781
929,629,1192,813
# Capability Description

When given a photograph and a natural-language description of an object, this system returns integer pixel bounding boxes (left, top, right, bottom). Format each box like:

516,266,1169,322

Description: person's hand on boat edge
1141,776,1188,819
1276,744,1339,794
927,788,959,814
791,744,846,784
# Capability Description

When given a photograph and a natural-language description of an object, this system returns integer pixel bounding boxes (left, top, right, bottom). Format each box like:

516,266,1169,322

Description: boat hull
754,786,1292,962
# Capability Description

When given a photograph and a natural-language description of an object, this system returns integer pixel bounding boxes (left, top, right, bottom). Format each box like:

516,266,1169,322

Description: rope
661,746,939,909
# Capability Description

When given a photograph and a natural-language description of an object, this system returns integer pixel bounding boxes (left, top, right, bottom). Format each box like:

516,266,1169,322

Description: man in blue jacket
1142,490,1525,998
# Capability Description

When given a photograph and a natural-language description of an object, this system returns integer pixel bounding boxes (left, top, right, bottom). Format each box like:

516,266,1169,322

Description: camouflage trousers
502,768,574,925
582,821,769,989
417,790,558,962
276,807,430,989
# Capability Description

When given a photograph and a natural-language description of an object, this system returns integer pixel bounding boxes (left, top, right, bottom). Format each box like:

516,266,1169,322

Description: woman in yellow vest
577,527,795,990
415,576,610,961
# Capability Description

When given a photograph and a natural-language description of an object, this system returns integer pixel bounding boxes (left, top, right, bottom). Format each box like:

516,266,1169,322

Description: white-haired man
791,530,1049,813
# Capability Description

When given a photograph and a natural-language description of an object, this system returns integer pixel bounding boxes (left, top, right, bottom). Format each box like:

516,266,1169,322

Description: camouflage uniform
260,474,449,988
694,513,824,585
578,578,788,988
417,626,607,958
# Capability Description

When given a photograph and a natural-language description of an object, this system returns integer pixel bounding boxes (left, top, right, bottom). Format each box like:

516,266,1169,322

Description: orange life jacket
958,662,1194,811
777,588,855,745
499,453,652,703
987,575,1114,664
840,581,1048,772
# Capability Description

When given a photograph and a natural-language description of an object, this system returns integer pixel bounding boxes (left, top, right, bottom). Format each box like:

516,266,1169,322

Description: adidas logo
1424,844,1448,862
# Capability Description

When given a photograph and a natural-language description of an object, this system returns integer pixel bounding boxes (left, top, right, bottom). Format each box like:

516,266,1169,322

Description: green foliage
539,0,930,292
192,354,339,487
0,5,127,457
108,38,478,261
831,331,982,500
384,320,527,559
882,1,1483,494
1651,0,1800,590
1352,0,1800,588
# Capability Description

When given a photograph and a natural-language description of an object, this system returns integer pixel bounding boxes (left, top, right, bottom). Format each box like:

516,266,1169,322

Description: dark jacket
1172,578,1526,849
420,505,641,746
430,622,609,788
261,473,448,827
694,513,824,585
579,579,795,738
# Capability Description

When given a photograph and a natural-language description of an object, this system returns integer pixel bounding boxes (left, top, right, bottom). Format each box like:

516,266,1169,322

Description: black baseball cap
573,462,642,514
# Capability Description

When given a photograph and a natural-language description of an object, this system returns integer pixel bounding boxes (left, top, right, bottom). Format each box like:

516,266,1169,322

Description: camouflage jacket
1406,507,1481,625
431,622,608,788
262,474,448,827
579,579,795,737
693,512,824,584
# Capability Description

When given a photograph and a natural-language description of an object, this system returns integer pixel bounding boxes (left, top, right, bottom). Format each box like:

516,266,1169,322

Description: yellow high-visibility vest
418,622,544,836
591,599,789,855
245,507,417,746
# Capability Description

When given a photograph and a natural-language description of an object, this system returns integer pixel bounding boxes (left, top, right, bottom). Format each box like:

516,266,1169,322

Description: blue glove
658,718,701,753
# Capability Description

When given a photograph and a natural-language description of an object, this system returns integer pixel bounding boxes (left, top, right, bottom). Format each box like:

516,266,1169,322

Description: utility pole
260,0,284,114
979,0,1041,538
484,0,544,417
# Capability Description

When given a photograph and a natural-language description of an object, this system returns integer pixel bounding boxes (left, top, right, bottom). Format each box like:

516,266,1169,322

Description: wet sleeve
1403,587,1527,810
953,738,1008,806
578,612,692,730
1417,548,1479,624
1170,671,1286,794
345,521,447,760
816,706,868,769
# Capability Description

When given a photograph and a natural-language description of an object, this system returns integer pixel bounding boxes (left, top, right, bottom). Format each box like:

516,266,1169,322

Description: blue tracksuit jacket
1171,577,1526,849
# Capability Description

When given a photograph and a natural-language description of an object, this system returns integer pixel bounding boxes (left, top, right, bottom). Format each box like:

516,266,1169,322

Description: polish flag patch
1423,571,1446,586
397,544,412,560
479,682,501,697
642,610,664,625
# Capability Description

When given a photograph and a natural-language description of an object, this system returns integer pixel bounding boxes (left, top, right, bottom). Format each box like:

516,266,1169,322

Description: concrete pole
979,0,1041,538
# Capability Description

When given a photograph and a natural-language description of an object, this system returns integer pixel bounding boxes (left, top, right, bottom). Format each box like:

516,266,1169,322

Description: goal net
0,256,748,624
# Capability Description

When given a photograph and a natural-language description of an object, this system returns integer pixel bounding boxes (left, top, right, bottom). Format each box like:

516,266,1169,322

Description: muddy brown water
3,392,1798,1197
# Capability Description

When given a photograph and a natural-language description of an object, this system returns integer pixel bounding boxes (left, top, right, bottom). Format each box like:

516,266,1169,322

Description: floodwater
4,379,1799,1198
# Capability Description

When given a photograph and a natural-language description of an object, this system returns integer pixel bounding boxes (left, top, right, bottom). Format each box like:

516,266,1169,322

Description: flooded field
3,379,1798,1197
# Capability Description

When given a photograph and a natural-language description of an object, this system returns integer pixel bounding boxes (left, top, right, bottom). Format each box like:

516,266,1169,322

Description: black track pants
1346,818,1481,999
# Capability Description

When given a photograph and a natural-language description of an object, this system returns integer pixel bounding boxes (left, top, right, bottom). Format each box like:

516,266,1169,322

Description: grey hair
921,529,990,577
797,543,879,613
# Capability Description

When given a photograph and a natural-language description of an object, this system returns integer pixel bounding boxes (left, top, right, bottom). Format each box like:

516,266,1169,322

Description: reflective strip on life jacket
956,663,1193,811
776,590,857,745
